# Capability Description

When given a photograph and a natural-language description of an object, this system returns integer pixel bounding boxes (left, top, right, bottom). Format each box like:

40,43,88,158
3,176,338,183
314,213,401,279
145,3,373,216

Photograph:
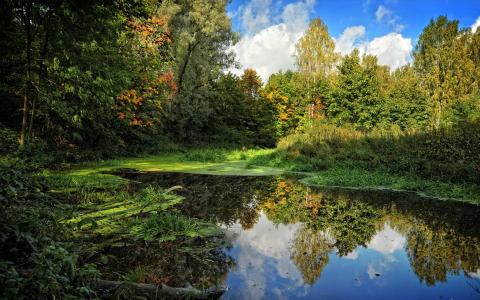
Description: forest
1,0,479,299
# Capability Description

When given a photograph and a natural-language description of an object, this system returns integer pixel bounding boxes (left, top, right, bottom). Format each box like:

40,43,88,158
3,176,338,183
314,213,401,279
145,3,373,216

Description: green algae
51,151,283,185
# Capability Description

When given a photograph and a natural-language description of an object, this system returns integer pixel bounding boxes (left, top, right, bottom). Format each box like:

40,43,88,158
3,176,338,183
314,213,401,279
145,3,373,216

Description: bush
183,148,227,162
0,163,99,299
0,127,18,155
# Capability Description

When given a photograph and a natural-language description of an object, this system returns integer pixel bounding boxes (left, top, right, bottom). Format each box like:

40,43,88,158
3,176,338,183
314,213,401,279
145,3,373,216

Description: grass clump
131,212,201,242
183,148,228,162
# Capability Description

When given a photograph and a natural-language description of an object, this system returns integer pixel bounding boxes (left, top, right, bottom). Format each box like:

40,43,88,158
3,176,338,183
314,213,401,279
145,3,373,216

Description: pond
118,172,480,300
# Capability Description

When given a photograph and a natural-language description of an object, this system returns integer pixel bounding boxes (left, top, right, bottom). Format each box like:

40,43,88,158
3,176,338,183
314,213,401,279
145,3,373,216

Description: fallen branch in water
96,279,225,299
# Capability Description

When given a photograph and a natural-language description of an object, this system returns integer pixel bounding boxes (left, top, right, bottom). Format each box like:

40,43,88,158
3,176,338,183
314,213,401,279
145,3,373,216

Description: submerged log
96,279,225,299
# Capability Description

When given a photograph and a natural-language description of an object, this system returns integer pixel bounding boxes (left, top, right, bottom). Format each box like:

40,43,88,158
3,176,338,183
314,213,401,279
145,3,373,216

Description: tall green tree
162,0,238,142
0,0,174,152
413,16,476,127
386,66,430,129
263,71,301,137
295,18,337,121
327,50,383,130
239,69,275,146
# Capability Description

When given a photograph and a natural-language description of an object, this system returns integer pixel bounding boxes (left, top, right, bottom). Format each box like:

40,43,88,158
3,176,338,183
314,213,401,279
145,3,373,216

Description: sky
227,0,480,81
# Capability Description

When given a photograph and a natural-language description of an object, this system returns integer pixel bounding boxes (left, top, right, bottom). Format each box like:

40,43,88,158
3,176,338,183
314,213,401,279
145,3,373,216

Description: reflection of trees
334,189,480,287
262,178,310,224
101,240,233,288
308,195,379,255
263,179,379,256
406,223,480,286
126,172,480,287
261,179,480,286
131,172,272,228
291,227,334,285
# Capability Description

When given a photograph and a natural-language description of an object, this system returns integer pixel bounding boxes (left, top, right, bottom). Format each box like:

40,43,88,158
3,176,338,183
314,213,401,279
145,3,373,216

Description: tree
263,71,300,137
163,0,238,142
327,50,383,130
291,227,333,285
295,18,337,123
295,18,338,83
0,0,176,152
386,66,430,129
238,69,275,146
413,16,476,127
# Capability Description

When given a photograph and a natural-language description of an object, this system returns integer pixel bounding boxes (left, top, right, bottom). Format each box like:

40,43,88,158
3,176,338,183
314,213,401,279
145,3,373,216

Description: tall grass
275,121,480,184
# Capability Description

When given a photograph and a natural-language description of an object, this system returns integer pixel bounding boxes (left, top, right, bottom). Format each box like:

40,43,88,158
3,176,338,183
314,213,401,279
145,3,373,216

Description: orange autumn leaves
127,15,171,47
115,15,177,127
116,72,177,126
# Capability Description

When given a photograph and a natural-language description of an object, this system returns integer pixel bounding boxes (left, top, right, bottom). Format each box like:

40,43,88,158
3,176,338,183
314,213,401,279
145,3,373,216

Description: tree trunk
177,39,200,93
95,279,225,299
28,11,51,141
20,0,32,147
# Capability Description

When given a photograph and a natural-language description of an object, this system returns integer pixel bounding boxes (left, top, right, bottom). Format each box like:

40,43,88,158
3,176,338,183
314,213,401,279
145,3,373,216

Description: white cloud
366,33,412,69
472,16,480,33
231,0,315,81
335,26,367,55
240,0,273,34
226,213,305,299
375,5,391,23
367,224,406,255
468,268,480,278
343,249,359,260
335,26,413,70
281,0,315,32
375,5,405,32
231,0,412,80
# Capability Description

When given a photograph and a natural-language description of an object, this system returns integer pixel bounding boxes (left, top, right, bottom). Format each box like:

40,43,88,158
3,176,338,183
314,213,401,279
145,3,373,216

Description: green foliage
0,163,99,299
0,126,18,155
384,66,431,129
263,71,307,137
130,212,201,242
295,18,338,81
183,148,228,162
122,266,152,283
327,50,384,130
305,167,480,202
275,120,480,186
413,16,477,127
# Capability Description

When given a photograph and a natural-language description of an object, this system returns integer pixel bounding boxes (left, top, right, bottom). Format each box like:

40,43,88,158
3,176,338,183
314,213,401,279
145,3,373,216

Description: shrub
0,163,99,298
0,126,18,155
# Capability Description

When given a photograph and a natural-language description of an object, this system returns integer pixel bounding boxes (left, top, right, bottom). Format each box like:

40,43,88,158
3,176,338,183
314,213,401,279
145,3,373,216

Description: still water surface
125,172,480,300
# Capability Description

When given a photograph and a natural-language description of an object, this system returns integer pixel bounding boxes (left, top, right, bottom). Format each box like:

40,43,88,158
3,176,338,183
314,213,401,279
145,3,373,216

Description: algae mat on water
66,153,284,178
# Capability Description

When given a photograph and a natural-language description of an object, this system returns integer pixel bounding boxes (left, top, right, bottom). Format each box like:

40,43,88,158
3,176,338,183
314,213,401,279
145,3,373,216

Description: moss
52,150,282,180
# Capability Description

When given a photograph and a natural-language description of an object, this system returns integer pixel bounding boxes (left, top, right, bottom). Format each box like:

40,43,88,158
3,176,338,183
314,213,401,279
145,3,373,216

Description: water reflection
125,172,480,299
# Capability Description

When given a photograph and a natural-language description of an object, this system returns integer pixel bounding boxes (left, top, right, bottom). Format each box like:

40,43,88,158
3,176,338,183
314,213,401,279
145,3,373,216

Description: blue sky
227,0,480,81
